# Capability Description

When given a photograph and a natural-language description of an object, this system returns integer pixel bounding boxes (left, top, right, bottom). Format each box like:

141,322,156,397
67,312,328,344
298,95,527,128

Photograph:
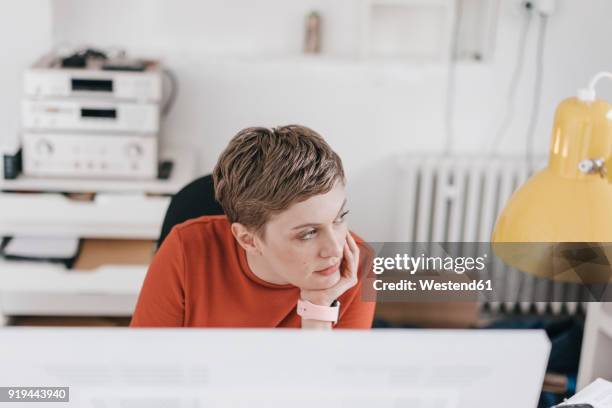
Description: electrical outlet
521,0,535,15
513,0,555,18
511,0,535,19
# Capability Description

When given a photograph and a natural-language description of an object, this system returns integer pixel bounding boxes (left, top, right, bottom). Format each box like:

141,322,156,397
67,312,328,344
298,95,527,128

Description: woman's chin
306,271,341,290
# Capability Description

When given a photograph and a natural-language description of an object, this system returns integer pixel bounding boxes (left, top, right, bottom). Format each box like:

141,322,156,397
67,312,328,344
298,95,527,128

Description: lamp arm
577,71,612,102
588,72,612,92
574,72,612,181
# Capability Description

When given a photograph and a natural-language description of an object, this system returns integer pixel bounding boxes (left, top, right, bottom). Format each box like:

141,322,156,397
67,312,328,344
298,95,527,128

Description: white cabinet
577,302,612,390
0,148,196,325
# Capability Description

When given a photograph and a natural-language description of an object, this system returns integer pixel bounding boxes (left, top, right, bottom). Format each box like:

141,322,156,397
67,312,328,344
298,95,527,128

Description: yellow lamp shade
492,97,612,283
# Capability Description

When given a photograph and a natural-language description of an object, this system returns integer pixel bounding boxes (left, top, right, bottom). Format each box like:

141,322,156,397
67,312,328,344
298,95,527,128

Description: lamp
492,72,612,284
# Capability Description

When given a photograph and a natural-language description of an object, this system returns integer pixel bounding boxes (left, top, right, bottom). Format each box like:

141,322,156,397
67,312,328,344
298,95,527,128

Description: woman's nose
319,231,343,260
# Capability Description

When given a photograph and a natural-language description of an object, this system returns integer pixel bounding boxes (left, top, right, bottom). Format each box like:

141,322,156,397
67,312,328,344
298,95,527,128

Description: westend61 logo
361,242,612,302
371,253,488,275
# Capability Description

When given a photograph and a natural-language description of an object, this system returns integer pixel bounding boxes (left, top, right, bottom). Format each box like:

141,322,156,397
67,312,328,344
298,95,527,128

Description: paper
560,378,612,407
2,236,79,259
72,239,154,270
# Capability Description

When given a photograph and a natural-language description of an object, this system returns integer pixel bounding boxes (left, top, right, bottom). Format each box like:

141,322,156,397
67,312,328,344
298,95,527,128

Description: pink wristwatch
296,299,341,324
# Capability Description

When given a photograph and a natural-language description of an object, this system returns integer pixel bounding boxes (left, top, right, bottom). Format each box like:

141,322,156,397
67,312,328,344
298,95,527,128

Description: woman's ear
231,222,262,255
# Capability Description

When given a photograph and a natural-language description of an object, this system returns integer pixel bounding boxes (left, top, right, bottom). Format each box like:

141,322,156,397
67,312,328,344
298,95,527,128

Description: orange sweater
130,215,375,328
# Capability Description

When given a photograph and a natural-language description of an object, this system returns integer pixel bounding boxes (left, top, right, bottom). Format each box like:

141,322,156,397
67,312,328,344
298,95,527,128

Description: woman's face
256,181,349,290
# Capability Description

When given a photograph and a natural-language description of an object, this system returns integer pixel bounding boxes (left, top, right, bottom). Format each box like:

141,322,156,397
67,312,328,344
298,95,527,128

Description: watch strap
297,299,340,324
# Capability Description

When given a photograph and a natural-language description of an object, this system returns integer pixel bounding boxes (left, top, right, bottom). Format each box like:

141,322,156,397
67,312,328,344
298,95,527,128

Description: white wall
453,0,612,156
3,0,612,241
0,1,52,149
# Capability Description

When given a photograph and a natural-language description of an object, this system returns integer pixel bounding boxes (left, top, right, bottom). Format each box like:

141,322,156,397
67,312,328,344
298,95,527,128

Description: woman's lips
315,263,340,276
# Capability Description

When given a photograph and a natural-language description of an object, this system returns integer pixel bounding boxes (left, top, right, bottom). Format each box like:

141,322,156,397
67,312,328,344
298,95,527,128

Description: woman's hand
300,232,360,307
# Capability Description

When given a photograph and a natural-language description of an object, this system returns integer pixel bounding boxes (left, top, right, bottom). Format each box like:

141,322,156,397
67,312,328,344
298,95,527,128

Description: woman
130,125,375,329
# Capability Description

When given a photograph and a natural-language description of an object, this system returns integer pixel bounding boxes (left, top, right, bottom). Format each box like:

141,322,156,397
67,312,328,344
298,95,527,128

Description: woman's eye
299,229,317,240
334,210,350,224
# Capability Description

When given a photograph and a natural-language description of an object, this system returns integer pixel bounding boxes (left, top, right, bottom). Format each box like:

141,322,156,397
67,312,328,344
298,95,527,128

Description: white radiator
394,155,584,315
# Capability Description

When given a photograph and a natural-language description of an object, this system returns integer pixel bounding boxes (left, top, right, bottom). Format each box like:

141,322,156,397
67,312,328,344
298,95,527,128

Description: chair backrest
158,174,224,248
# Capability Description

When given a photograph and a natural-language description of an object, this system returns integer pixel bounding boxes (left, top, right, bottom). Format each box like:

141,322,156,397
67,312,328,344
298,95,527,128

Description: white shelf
0,147,196,195
367,0,452,5
1,293,137,317
0,259,145,317
0,146,199,239
0,146,198,321
0,259,145,294
0,192,170,239
216,54,450,72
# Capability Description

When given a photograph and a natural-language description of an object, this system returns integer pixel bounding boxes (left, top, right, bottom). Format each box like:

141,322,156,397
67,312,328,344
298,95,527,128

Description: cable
443,0,464,156
489,8,533,155
161,68,179,117
525,13,548,171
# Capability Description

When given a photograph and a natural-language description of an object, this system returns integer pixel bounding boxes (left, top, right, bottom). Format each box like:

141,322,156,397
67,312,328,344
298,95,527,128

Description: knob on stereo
35,139,54,155
125,143,143,158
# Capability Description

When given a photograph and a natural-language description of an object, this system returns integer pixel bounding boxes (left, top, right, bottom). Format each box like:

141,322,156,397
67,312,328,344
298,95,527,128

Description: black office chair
158,174,224,248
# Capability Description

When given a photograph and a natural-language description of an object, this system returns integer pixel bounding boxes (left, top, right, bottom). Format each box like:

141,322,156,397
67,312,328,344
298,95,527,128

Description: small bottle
304,11,322,54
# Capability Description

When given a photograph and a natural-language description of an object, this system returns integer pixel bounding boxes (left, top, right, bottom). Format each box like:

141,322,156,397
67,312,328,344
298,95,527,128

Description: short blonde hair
212,125,345,232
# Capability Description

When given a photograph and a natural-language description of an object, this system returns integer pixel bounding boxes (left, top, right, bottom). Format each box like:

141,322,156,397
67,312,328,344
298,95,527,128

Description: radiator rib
396,155,582,315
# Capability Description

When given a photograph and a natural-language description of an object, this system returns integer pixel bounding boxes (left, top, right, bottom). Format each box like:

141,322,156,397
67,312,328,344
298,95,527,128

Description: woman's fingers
342,243,355,278
346,232,359,254
324,233,360,300
347,233,359,277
